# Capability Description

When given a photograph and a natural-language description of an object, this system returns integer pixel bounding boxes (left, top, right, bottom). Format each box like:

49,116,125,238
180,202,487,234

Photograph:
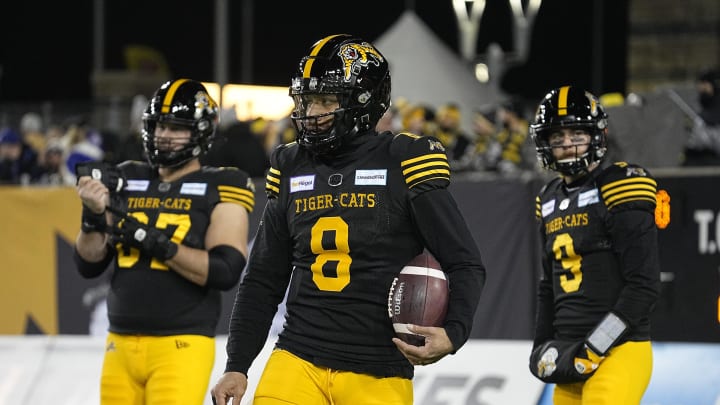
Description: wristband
81,205,107,233
585,312,628,356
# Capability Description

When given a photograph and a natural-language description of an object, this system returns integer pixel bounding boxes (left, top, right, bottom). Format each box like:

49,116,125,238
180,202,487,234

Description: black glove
529,340,604,384
115,216,178,261
75,161,126,193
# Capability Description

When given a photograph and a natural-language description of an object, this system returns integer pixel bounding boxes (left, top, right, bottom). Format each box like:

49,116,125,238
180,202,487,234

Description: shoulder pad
265,142,299,199
597,162,657,213
204,166,256,213
390,132,450,191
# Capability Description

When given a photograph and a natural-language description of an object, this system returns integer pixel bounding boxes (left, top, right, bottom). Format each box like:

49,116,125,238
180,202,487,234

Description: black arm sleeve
224,198,293,374
409,188,486,352
608,209,661,334
533,222,556,347
206,245,246,290
73,245,114,278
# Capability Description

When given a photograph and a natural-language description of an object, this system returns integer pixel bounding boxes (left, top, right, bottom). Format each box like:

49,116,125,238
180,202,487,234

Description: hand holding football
388,251,449,346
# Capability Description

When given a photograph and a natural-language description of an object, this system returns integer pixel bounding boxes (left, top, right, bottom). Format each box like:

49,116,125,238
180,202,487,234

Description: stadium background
1,171,720,404
1,0,719,403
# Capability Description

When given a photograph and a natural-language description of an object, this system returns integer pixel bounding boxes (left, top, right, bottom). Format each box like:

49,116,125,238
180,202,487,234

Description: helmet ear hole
357,91,371,104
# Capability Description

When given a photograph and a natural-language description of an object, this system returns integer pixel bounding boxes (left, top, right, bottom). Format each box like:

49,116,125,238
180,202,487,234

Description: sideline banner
1,337,718,405
651,171,720,341
0,336,545,405
0,187,81,334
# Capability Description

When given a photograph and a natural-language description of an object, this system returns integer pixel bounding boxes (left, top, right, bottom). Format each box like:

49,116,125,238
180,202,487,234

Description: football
388,251,449,346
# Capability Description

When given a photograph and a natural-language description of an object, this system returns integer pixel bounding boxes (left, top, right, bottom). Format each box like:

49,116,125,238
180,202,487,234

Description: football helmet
289,34,392,155
142,79,218,168
530,86,608,176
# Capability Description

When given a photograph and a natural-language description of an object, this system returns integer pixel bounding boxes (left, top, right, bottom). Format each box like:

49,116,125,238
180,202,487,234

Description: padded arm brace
585,311,629,356
206,245,246,290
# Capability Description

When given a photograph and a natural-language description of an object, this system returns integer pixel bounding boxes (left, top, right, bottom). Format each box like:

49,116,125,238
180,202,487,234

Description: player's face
549,128,591,162
154,123,191,151
301,94,339,133
303,93,339,114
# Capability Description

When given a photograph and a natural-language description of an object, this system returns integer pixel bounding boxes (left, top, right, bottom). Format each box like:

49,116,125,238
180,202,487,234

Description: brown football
388,251,449,346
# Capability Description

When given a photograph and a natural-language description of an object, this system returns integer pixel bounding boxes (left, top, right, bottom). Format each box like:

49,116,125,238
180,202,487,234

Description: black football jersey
534,162,660,343
226,131,485,380
106,161,255,336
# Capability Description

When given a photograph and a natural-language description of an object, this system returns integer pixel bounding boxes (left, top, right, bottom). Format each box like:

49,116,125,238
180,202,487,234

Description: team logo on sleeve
626,167,647,177
428,139,445,151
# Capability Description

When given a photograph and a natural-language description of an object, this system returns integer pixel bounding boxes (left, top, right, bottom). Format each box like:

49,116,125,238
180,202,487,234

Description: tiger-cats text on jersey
535,162,659,342
107,161,254,336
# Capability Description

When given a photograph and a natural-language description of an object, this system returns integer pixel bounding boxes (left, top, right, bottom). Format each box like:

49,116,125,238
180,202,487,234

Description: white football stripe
393,323,422,335
401,266,446,280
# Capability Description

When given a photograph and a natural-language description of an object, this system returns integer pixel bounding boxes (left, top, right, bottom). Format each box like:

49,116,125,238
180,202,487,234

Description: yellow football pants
253,349,413,404
553,340,653,405
100,332,215,405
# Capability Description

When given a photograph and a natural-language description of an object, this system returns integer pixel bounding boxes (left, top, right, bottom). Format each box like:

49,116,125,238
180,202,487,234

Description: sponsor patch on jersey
541,200,555,217
126,179,149,191
355,169,387,185
578,189,599,207
180,182,207,195
559,198,570,210
290,175,315,193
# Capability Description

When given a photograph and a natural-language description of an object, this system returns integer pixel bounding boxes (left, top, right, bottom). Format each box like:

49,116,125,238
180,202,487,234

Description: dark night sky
0,0,627,103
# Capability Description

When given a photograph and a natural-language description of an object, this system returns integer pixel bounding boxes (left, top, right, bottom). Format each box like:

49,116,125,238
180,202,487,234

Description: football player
528,86,661,404
74,79,255,404
211,34,487,405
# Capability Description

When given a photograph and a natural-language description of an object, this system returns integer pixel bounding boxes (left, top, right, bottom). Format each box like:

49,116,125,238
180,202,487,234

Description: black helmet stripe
162,78,190,114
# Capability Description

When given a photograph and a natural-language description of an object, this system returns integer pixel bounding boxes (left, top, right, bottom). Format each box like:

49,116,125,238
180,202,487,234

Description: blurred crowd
0,96,539,186
3,67,719,186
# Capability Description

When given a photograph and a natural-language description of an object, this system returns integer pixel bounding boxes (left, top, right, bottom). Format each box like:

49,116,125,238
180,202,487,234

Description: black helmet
142,79,218,168
529,86,608,176
289,34,391,155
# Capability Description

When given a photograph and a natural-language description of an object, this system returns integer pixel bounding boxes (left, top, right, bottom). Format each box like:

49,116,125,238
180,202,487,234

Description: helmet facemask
533,125,607,176
290,85,358,156
142,118,208,168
